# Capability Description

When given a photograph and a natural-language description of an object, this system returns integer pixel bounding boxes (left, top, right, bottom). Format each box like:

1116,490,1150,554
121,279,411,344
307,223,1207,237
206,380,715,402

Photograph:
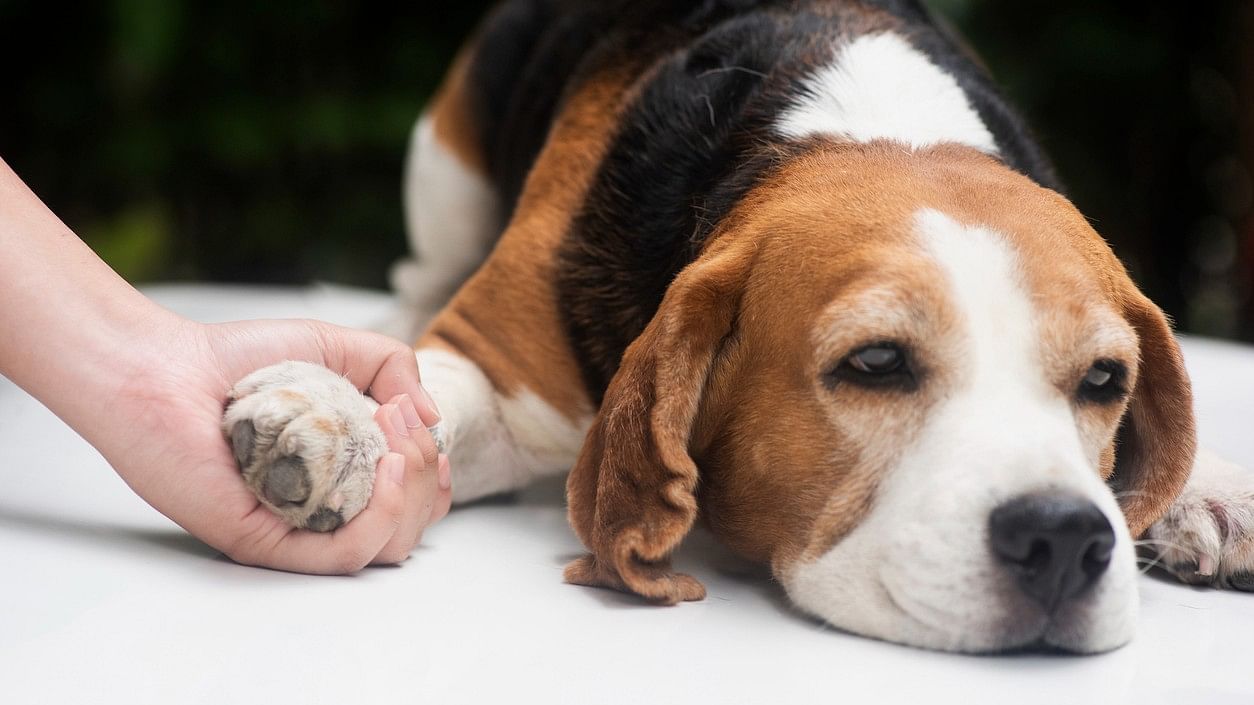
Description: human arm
0,155,449,572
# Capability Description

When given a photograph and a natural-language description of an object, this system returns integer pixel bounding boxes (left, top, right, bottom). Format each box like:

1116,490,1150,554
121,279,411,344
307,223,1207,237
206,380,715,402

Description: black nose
988,493,1116,611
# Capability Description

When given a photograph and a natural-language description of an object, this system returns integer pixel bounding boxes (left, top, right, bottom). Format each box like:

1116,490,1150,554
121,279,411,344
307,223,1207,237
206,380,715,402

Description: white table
2,284,1252,705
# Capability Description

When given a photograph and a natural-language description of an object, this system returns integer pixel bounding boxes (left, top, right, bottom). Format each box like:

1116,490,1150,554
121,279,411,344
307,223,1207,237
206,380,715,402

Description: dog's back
406,0,1059,395
468,0,1056,212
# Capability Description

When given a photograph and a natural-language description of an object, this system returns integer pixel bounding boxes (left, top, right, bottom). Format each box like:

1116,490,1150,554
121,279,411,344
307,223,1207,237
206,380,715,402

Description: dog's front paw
1145,450,1254,590
222,361,385,531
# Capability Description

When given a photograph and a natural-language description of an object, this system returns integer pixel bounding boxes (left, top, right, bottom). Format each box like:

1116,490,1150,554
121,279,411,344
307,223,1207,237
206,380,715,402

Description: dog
221,0,1254,653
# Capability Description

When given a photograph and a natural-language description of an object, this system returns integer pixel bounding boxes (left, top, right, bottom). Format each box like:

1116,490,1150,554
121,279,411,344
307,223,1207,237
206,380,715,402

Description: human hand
101,316,451,574
0,158,449,573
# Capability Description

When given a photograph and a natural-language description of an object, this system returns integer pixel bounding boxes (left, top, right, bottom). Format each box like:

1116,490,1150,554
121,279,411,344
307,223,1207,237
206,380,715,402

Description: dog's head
565,142,1195,653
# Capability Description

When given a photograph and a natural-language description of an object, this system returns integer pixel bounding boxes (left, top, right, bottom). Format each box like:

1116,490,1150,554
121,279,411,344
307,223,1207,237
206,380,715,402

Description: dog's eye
1077,359,1128,404
1084,366,1112,388
825,343,916,391
848,345,904,374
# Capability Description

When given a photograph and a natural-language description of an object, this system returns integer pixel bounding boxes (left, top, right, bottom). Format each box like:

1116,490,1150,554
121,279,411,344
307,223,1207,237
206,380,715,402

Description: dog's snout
988,493,1115,611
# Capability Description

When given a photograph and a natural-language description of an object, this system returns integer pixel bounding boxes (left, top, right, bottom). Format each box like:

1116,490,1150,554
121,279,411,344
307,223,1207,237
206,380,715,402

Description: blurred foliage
1,1,488,285
1,0,1251,340
934,0,1254,341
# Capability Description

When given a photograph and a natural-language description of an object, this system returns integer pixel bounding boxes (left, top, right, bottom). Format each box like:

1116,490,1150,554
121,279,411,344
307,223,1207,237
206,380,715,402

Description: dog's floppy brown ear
564,241,753,604
1111,288,1197,537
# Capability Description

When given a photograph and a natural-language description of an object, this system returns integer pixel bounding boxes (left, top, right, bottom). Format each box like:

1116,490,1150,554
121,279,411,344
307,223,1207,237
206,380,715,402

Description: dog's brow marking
916,208,1041,397
776,33,998,154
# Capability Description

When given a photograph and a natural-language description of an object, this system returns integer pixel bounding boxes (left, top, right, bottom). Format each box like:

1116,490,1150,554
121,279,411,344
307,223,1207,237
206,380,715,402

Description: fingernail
437,454,451,491
418,384,441,423
388,405,410,437
388,453,405,486
397,395,422,429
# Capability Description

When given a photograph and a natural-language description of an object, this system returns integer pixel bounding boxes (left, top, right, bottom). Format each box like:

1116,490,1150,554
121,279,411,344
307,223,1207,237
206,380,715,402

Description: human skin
0,156,450,573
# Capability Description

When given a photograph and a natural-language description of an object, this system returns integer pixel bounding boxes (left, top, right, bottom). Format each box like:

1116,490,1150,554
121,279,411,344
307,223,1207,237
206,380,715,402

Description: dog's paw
1145,450,1254,590
222,361,386,531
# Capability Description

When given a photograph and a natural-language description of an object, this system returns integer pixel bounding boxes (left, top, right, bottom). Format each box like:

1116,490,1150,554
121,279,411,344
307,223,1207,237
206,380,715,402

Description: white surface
1,284,1252,705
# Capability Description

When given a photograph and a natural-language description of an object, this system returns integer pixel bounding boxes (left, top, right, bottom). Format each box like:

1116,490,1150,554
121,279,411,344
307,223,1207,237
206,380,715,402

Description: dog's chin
806,598,1135,655
967,593,1138,656
978,610,1137,656
784,563,1139,655
1035,580,1140,655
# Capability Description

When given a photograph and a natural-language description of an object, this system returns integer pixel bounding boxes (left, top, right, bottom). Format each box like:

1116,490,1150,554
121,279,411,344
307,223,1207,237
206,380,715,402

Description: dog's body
224,0,1254,653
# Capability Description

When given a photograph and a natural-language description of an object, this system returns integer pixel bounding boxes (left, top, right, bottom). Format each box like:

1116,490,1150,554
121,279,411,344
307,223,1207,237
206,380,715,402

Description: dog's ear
564,241,753,604
1110,287,1197,537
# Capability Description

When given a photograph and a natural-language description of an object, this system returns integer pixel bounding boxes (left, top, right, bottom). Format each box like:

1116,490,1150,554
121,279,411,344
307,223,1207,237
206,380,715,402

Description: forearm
0,157,183,449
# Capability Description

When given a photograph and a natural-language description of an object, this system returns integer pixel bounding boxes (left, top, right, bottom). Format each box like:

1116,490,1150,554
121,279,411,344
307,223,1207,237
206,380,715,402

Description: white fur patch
784,209,1137,652
498,390,591,474
387,116,500,340
416,348,590,503
776,33,998,154
918,208,1044,401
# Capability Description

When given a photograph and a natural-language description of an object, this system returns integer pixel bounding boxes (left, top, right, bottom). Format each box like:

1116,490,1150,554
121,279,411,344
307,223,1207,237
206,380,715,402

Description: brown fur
1107,292,1196,536
276,389,308,404
562,141,1196,599
427,41,489,177
564,236,756,604
310,416,347,437
418,64,644,421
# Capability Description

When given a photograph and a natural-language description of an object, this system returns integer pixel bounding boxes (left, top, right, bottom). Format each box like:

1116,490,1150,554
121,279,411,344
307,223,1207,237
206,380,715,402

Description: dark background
3,0,1252,341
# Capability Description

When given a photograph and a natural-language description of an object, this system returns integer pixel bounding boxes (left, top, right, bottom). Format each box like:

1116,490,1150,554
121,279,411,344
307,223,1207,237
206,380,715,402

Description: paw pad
222,361,386,531
261,456,311,506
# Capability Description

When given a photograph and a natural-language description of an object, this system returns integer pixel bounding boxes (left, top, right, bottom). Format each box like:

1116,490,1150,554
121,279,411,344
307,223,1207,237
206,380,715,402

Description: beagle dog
222,0,1254,653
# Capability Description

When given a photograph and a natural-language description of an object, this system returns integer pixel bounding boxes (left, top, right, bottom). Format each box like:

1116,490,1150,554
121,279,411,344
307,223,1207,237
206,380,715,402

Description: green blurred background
2,0,1252,341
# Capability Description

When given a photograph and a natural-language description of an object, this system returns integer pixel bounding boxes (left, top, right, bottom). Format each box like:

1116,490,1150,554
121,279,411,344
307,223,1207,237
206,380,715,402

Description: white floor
1,284,1252,705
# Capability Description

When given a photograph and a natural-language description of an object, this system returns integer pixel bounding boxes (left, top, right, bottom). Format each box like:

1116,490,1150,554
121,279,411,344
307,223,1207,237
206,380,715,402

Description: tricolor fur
223,0,1254,654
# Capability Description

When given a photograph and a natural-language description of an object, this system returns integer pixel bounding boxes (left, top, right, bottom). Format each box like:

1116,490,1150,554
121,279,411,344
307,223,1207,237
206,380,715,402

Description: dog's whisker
697,65,769,79
1136,556,1170,574
698,93,716,127
1133,538,1193,553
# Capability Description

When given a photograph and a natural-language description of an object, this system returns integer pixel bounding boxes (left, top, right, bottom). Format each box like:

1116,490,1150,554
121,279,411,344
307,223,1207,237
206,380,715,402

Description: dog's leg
1144,449,1254,589
386,45,501,342
416,343,590,503
221,345,590,531
396,57,635,504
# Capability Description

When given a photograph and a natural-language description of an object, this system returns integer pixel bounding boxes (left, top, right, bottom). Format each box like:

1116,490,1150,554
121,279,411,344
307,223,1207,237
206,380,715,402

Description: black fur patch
558,5,832,398
467,0,604,211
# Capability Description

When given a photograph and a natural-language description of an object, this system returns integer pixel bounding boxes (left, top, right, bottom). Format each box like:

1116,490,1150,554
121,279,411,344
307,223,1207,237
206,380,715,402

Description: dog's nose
988,493,1115,611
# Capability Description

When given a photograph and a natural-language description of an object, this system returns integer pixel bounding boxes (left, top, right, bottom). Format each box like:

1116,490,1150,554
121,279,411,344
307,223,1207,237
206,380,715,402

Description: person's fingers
430,454,452,525
305,322,441,426
204,318,437,426
371,398,440,564
401,456,451,551
383,394,439,470
403,457,451,551
231,452,408,574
